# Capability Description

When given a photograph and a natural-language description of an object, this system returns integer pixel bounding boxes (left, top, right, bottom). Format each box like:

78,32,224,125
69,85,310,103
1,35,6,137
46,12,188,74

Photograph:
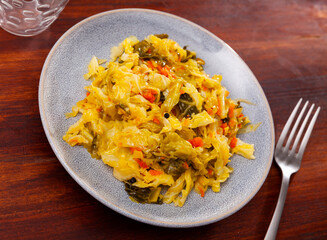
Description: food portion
63,34,258,207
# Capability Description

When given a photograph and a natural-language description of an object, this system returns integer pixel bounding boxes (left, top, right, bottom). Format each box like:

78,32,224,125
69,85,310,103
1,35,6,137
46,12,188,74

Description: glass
0,0,69,37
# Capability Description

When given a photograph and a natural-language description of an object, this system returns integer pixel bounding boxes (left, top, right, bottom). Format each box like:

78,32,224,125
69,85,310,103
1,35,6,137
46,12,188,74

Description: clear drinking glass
0,0,69,37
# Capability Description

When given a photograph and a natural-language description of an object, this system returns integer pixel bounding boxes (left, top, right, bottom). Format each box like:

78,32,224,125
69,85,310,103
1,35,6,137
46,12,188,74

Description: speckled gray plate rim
39,8,275,228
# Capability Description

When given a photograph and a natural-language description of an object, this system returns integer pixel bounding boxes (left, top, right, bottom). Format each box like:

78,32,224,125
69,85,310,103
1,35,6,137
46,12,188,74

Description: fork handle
264,173,291,240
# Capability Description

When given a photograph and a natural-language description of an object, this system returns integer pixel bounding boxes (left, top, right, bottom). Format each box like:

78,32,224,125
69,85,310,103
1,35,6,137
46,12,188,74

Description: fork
264,98,321,240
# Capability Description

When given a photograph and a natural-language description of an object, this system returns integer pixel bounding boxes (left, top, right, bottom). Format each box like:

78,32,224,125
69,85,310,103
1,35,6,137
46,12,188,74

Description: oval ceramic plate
39,8,274,227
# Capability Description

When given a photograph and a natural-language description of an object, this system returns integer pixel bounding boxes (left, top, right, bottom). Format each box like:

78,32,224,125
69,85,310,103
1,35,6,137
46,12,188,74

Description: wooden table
1,0,326,239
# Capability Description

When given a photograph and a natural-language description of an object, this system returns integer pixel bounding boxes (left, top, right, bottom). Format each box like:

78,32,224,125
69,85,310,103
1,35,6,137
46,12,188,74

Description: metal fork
264,98,320,240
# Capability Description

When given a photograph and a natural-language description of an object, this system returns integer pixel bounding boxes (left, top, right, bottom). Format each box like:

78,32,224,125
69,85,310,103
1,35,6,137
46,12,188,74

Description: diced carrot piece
207,108,213,115
143,89,157,103
162,67,169,77
183,118,191,126
208,169,213,175
195,137,204,147
188,137,203,148
183,161,189,169
216,98,222,116
230,137,238,148
153,117,160,125
130,147,142,154
147,60,155,69
149,170,162,176
69,138,78,143
199,187,205,198
143,92,155,102
225,90,229,97
86,92,90,97
158,65,171,78
135,158,148,169
229,119,236,128
228,103,235,118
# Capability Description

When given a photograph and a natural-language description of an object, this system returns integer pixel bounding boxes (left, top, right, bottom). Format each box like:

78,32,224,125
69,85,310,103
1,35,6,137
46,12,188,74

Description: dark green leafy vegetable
125,178,152,203
208,145,215,151
124,178,162,204
133,40,167,64
181,46,197,62
133,40,152,58
160,92,166,102
161,158,187,179
180,92,193,102
178,93,199,118
85,135,101,159
154,33,169,39
221,117,229,123
129,177,136,184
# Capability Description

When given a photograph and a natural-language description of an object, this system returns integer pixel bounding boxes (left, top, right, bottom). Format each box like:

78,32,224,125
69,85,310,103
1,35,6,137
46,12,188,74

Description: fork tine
290,103,314,154
296,106,320,160
276,98,302,150
284,101,308,150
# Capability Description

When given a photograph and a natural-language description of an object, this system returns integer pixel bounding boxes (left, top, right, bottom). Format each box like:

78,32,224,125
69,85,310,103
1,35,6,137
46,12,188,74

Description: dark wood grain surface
1,0,326,239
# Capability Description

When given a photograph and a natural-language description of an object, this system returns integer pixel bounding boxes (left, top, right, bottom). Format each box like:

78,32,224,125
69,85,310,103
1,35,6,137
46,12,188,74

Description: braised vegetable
63,34,258,207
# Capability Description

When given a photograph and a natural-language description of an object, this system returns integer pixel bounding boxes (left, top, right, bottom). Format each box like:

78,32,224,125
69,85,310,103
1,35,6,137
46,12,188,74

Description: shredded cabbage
63,34,259,207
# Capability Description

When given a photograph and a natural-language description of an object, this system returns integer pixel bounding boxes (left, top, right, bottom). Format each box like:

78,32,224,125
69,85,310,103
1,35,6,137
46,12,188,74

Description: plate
39,8,274,227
